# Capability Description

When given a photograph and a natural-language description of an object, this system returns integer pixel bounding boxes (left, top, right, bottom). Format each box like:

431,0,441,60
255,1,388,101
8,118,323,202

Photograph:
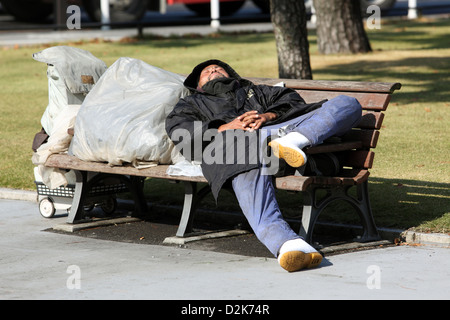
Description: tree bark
270,0,312,79
314,0,372,54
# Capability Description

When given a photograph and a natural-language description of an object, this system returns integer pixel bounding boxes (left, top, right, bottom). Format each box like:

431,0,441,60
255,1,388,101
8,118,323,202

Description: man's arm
254,85,324,124
165,99,215,162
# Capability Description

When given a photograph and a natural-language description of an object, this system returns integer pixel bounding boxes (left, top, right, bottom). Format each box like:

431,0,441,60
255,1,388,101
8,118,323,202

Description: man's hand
239,111,277,132
217,116,248,132
217,111,277,132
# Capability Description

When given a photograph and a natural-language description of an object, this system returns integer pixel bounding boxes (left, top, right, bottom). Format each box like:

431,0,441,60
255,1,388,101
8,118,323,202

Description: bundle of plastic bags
32,46,107,136
32,46,108,188
69,57,190,167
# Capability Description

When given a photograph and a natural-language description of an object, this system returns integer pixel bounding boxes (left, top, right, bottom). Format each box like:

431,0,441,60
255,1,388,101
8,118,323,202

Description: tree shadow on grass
368,19,450,51
312,56,450,105
306,177,450,233
368,177,449,230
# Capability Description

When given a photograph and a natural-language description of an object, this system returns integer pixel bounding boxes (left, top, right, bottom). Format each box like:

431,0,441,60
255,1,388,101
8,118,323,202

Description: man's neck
201,77,240,95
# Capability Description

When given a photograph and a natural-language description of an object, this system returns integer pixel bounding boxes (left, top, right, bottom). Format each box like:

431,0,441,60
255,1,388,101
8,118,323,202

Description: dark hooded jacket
165,59,325,200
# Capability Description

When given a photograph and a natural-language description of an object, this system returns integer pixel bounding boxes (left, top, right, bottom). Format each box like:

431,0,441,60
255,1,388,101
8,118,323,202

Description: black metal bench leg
129,176,149,218
67,170,87,224
176,182,213,237
355,181,381,242
176,181,198,237
298,182,381,244
299,187,322,244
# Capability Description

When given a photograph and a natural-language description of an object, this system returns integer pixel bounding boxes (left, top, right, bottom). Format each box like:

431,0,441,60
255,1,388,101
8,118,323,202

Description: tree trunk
314,0,372,54
270,0,312,79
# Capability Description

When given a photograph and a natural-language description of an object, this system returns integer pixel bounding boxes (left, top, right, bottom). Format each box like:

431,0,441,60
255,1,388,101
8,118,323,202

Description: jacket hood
183,59,242,91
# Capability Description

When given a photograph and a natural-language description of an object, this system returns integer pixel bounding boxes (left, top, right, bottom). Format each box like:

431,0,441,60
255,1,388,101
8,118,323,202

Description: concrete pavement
0,22,275,48
0,197,448,301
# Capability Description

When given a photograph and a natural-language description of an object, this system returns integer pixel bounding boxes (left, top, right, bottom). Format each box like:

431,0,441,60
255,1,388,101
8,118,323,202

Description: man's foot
277,239,323,272
278,251,323,272
268,139,307,168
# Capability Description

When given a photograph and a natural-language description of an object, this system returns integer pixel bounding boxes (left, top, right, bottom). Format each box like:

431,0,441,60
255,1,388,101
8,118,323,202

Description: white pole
310,2,316,25
210,0,220,29
101,0,111,30
408,0,418,19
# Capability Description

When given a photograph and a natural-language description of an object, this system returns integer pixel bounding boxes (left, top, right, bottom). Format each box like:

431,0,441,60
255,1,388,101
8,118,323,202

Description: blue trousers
231,95,362,257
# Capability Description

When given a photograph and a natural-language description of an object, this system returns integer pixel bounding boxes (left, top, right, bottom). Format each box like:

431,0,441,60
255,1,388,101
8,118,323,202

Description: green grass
0,17,448,233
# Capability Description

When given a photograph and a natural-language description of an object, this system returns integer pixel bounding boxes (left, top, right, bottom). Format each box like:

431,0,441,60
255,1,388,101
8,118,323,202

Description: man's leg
268,95,362,167
231,168,322,272
291,95,362,146
232,168,298,257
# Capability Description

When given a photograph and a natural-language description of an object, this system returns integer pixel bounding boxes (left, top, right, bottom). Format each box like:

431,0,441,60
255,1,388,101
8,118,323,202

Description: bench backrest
248,77,402,172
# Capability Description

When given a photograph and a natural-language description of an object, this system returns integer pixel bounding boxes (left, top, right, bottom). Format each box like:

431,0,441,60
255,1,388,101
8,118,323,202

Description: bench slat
358,111,385,130
44,154,208,183
45,154,371,193
248,77,401,94
297,91,391,111
342,129,380,149
274,175,313,191
275,169,370,191
305,141,362,154
342,150,375,169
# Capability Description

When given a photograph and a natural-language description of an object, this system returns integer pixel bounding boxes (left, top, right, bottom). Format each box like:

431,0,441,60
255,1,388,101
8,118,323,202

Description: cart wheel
83,203,95,212
39,197,56,218
101,197,117,215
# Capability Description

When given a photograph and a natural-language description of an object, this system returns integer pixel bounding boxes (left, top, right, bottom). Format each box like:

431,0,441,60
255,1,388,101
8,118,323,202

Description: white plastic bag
32,46,107,188
33,46,107,136
69,57,189,166
166,160,203,177
32,104,80,188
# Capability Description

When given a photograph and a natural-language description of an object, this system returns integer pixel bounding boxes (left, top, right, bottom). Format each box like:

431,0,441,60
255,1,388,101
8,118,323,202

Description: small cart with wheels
31,46,118,219
34,167,127,219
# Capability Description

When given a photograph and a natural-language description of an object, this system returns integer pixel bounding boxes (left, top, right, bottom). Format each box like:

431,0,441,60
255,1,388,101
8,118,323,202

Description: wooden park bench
43,77,401,244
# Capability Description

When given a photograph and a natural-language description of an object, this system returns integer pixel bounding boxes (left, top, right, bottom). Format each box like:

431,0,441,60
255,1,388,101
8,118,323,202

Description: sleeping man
166,60,361,272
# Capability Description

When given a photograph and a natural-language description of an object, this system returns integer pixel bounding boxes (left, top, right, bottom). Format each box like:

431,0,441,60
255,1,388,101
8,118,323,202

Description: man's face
198,64,230,88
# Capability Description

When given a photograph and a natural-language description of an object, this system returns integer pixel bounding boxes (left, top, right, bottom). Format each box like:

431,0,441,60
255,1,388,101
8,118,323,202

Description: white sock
277,238,317,262
277,132,310,149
